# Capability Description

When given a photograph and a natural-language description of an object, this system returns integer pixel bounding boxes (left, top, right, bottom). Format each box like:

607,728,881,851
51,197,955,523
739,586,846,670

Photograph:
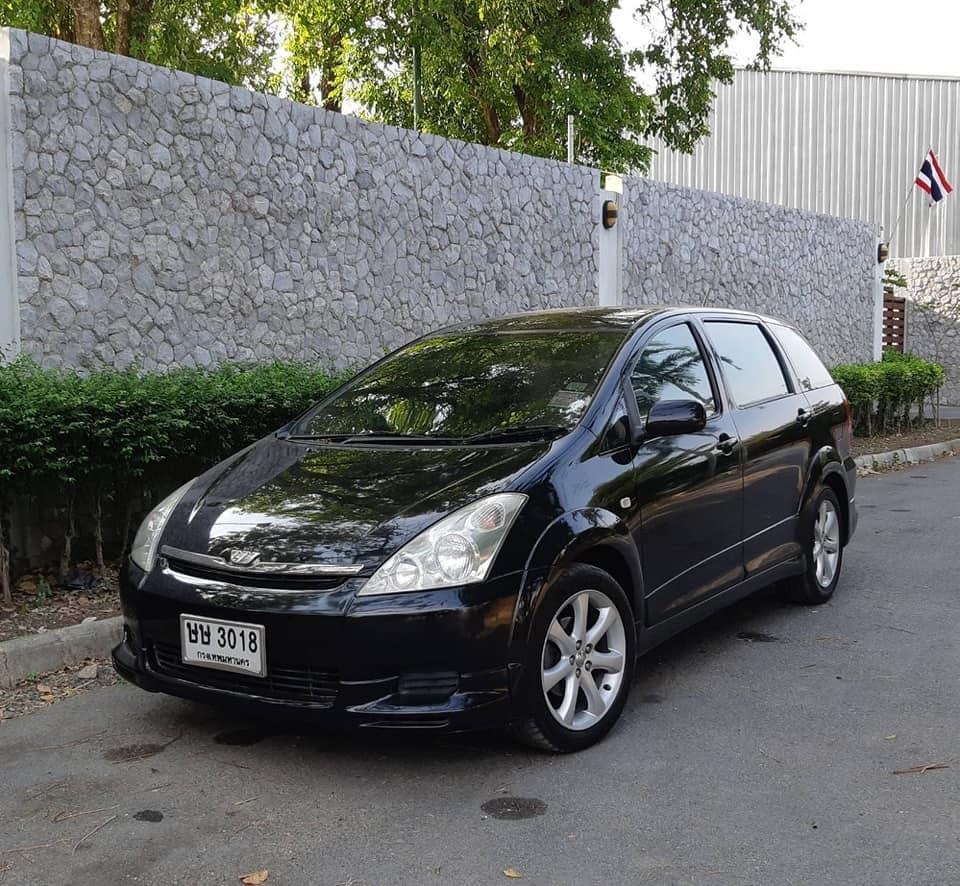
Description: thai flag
915,150,953,204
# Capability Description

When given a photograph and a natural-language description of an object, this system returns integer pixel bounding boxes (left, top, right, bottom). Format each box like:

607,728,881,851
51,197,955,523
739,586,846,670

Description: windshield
291,331,626,440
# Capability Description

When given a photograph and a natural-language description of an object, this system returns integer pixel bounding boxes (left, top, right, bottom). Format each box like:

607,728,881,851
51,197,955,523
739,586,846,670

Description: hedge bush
831,351,945,436
0,358,345,599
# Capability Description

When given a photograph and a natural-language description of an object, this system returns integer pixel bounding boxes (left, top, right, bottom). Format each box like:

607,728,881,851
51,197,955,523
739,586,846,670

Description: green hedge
0,358,345,596
831,351,945,436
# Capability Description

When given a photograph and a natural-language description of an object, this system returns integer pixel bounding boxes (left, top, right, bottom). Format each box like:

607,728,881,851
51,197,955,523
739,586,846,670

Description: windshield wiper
466,425,568,444
284,431,457,445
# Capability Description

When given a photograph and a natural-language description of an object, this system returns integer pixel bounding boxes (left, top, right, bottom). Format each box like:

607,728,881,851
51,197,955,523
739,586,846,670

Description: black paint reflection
165,438,548,565
293,331,625,439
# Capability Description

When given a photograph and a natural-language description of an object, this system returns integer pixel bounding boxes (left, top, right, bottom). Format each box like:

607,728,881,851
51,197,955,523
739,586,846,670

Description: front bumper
113,562,530,732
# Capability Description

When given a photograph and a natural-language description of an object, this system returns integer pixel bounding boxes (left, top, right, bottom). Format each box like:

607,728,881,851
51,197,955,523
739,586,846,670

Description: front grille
162,555,348,591
151,640,339,707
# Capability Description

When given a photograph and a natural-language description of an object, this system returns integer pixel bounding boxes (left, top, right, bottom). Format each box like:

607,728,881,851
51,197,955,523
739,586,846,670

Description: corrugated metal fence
646,69,960,259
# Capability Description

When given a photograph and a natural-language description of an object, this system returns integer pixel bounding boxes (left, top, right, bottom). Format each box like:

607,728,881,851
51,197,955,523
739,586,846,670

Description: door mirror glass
643,399,707,439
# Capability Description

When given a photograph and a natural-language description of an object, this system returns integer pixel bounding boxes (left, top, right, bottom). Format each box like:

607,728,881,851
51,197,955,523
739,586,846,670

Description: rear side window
703,321,790,407
770,324,834,391
630,323,716,420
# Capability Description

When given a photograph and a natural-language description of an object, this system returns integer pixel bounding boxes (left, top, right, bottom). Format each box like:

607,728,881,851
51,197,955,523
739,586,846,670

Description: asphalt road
3,459,960,886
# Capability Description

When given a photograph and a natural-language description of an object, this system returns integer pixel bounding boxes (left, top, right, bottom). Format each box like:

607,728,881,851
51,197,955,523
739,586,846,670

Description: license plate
180,614,266,677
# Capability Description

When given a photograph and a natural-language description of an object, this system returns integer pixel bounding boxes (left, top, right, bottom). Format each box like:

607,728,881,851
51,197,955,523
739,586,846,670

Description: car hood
161,437,551,568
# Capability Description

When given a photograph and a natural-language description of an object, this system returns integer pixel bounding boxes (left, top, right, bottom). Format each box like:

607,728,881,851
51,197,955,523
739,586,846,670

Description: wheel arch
510,508,645,656
802,446,851,544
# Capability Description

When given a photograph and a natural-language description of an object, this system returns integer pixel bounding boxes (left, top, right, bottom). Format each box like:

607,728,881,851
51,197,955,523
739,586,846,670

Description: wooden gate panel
882,291,906,352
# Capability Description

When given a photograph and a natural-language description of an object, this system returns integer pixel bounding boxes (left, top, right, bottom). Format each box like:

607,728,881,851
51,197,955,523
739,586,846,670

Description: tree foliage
0,0,279,87
3,0,800,171
331,0,800,170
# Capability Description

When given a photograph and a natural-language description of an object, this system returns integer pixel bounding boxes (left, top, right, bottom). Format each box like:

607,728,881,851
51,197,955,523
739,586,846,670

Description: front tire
782,486,844,604
512,563,636,753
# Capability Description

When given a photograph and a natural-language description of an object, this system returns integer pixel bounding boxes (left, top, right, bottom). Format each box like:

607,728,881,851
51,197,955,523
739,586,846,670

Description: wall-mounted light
877,242,889,263
602,200,619,229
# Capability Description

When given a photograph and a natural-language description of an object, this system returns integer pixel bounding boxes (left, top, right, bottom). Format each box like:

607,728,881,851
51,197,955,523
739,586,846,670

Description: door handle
714,433,738,456
796,408,811,428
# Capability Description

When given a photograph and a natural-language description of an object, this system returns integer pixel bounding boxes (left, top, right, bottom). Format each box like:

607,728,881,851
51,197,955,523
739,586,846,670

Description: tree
270,0,367,110
317,0,800,172
3,0,800,172
0,0,279,88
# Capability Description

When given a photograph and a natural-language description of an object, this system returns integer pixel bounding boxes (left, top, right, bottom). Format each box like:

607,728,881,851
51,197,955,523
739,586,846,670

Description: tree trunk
479,102,501,145
71,0,105,50
320,76,342,113
512,84,540,140
59,495,76,583
297,71,312,104
128,0,154,57
0,514,11,607
115,0,131,55
319,29,343,113
93,493,106,575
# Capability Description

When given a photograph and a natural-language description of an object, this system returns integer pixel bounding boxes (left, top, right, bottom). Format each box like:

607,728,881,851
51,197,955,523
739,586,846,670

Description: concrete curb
854,437,960,475
0,616,122,689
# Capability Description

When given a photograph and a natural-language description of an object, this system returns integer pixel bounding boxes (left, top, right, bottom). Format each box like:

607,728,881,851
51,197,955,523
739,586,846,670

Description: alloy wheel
540,589,627,731
813,498,841,588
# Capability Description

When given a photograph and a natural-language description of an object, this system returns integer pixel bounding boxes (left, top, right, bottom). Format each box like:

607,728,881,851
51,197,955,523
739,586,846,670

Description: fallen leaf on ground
893,763,950,775
35,684,52,694
504,869,523,879
240,870,269,885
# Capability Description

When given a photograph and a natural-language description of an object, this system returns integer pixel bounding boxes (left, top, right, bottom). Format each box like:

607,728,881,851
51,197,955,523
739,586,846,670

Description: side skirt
635,558,803,657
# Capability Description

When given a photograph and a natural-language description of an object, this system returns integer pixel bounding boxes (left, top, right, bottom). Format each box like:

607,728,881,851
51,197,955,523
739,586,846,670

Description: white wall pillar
872,238,884,361
597,184,622,307
0,29,21,360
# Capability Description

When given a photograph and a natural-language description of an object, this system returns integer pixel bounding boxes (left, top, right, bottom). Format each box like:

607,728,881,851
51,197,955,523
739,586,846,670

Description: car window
769,324,835,391
292,330,626,439
703,321,790,406
630,323,716,421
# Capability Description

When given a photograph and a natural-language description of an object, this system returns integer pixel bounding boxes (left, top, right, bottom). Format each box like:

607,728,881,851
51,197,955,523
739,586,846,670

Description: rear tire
511,563,636,753
782,486,844,605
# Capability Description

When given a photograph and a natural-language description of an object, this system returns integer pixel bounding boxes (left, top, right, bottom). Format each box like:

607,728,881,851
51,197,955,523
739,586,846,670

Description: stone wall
2,29,597,371
1,27,877,374
619,178,877,367
890,256,960,405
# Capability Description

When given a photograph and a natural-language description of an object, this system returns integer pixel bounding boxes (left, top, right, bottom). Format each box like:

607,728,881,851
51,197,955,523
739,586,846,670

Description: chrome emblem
227,549,261,567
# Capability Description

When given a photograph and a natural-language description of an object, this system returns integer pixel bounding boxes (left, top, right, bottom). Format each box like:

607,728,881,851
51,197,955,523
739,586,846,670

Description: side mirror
642,399,707,439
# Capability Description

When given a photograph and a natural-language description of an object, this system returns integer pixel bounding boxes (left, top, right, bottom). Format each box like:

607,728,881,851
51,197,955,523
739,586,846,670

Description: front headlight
357,493,527,596
130,479,196,572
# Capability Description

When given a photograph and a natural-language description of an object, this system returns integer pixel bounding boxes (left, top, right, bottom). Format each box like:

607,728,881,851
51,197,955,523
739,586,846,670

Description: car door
628,320,745,624
701,318,813,576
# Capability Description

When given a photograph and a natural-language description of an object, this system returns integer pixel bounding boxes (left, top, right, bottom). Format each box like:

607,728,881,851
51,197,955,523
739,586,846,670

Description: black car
113,307,857,752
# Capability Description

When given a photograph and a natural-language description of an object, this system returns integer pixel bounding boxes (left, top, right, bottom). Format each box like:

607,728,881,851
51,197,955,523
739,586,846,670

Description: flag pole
886,180,916,249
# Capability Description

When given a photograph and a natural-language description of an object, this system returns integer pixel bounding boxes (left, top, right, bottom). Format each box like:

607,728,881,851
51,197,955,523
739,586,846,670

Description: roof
743,66,960,85
437,306,665,335
433,305,784,336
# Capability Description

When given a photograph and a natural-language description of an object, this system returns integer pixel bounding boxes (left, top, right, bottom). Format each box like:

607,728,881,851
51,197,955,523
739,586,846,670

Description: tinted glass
770,324,834,390
293,331,625,439
631,323,715,420
601,395,632,451
704,321,790,406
